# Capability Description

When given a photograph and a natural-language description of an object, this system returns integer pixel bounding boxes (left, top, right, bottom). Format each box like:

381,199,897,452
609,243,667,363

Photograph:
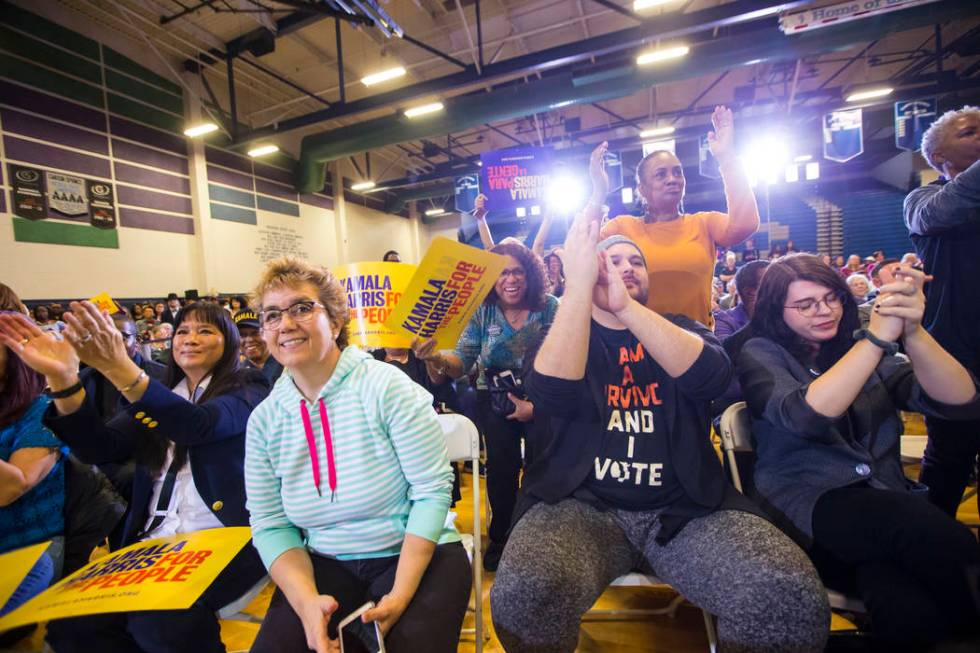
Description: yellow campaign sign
0,542,50,611
0,527,251,632
336,262,417,349
384,237,507,349
88,292,121,315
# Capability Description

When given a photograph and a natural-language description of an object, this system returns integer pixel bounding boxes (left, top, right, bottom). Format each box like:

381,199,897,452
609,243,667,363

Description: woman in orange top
594,106,760,327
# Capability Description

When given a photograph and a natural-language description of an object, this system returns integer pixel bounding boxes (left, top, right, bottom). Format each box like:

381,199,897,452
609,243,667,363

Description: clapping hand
593,251,633,315
0,313,79,383
589,141,609,205
873,266,928,338
61,301,131,375
561,209,601,293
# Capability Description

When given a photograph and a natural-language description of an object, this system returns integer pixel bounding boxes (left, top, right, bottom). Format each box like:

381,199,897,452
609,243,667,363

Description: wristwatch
852,328,899,356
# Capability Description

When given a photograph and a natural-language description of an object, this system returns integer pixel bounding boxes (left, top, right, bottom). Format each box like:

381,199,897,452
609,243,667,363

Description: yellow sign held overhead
336,262,416,349
88,292,121,315
0,527,252,632
384,238,506,349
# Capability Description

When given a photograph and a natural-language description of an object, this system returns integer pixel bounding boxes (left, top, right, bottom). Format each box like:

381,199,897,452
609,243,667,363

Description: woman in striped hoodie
245,257,471,653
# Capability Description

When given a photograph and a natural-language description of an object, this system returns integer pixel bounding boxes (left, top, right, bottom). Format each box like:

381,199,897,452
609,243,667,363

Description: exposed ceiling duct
296,0,972,193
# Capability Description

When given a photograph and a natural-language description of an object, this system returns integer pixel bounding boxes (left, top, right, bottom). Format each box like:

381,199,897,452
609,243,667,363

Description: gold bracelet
119,370,147,393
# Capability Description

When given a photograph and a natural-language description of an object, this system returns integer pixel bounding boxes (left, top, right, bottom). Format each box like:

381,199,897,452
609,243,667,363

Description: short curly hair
251,256,350,349
920,105,980,172
485,241,550,312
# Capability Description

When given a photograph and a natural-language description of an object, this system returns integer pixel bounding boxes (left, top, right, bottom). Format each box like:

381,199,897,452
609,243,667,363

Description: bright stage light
785,165,800,184
743,135,789,187
805,162,821,180
546,174,587,214
516,207,527,218
793,154,813,162
621,187,634,204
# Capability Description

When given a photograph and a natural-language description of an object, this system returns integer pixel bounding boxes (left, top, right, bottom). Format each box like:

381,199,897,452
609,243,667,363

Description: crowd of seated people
0,105,977,653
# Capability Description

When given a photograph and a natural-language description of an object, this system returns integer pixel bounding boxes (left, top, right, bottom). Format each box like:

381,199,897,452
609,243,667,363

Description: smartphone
338,601,386,653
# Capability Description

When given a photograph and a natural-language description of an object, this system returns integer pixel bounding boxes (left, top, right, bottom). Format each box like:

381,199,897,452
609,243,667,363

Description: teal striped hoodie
245,345,459,569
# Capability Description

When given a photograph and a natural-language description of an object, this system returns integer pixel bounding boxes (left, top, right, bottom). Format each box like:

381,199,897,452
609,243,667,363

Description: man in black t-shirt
489,218,829,653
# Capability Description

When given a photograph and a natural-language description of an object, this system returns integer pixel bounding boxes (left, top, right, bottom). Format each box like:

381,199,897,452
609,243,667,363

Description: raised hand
589,141,609,204
707,106,736,164
561,210,600,293
411,337,440,362
62,301,130,375
0,313,79,382
473,193,488,221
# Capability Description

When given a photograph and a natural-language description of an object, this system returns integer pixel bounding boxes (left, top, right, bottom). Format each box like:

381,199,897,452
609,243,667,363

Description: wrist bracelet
119,370,147,393
45,380,84,399
852,328,899,356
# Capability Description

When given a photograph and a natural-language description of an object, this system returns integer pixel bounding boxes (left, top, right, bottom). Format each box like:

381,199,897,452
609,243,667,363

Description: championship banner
698,134,720,180
336,262,416,349
479,146,552,212
384,238,507,349
87,179,117,229
88,291,122,315
46,172,88,217
0,542,51,611
894,99,937,152
779,0,940,35
0,527,252,632
823,108,864,163
8,164,47,220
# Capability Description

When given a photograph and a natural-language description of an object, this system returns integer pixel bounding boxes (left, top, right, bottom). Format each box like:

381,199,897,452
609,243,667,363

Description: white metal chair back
717,403,868,616
436,413,485,652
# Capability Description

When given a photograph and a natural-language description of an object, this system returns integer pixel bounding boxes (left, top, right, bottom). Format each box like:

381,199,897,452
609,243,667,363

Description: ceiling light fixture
424,208,446,216
404,102,445,118
351,181,376,191
634,0,673,10
640,126,676,139
183,122,218,137
845,87,893,103
361,66,406,86
247,144,279,158
636,45,689,66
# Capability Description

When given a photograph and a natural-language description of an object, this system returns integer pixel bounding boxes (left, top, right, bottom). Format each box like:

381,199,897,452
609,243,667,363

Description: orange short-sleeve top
600,211,731,327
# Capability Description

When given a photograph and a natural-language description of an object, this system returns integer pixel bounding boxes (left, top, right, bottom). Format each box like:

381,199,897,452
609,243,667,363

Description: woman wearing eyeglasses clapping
736,253,980,652
245,257,470,653
0,301,269,653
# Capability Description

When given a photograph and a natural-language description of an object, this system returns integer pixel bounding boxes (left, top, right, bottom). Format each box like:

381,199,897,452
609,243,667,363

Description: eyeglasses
785,291,844,317
258,300,324,330
500,267,526,279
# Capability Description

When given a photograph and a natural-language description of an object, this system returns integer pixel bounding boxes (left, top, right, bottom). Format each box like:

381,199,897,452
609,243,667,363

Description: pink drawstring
299,399,337,501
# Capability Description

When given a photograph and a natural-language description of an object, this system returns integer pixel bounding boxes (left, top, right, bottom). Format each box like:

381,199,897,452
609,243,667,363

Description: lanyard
299,398,337,501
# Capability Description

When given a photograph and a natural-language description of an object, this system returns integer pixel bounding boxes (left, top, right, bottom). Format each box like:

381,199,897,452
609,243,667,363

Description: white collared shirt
142,375,224,540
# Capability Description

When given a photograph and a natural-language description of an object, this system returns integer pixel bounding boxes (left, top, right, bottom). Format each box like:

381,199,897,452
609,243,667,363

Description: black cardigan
518,315,762,543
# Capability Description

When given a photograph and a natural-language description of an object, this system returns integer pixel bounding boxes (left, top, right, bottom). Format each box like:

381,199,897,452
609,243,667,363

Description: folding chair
718,402,868,617
436,413,487,653
584,571,717,652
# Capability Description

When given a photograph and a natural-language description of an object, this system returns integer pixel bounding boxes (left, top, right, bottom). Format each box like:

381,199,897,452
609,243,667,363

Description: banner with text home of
479,146,553,212
384,238,507,349
336,262,417,349
0,542,51,611
0,527,251,632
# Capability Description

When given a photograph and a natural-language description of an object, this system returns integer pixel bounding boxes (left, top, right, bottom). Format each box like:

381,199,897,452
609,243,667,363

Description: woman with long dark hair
0,283,66,618
737,253,980,651
418,240,558,570
594,106,760,328
0,300,269,653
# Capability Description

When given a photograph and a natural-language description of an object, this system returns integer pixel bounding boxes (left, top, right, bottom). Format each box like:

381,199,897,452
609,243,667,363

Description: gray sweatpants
490,499,829,653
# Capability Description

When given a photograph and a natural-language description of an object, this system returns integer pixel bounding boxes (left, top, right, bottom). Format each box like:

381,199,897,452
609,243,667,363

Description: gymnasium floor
10,423,979,652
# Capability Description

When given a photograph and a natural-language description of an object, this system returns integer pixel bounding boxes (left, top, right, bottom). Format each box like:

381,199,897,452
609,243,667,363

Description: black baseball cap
233,309,260,330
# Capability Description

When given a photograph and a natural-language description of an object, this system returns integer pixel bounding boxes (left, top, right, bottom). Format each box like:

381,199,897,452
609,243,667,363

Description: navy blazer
738,337,980,547
44,370,270,545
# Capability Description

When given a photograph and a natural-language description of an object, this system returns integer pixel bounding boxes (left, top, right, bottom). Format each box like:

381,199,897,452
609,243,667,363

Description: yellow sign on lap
0,542,51,612
0,527,251,632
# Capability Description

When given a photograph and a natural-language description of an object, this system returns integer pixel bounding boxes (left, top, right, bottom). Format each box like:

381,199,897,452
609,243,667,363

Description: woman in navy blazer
0,301,269,653
737,254,980,652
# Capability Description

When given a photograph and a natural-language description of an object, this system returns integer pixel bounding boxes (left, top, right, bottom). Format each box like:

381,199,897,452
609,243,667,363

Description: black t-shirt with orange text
581,323,685,510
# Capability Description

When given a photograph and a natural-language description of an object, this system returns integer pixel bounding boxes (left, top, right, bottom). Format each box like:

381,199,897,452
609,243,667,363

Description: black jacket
520,315,762,543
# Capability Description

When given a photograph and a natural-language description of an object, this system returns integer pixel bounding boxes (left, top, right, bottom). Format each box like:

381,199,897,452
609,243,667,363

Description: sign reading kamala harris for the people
0,528,252,633
8,165,47,220
336,262,416,349
479,146,553,212
384,238,507,349
823,108,864,163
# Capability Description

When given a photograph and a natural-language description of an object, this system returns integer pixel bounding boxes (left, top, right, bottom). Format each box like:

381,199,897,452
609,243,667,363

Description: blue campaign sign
479,146,553,212
894,99,937,152
823,108,863,163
